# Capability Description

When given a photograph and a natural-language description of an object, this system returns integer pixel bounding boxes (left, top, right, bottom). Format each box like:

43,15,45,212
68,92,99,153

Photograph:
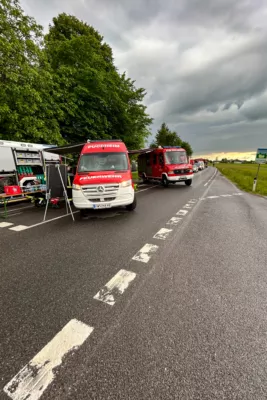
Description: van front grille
173,169,191,174
82,184,119,200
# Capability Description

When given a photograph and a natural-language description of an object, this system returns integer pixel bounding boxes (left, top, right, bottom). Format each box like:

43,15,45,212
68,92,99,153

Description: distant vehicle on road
190,159,200,172
194,158,208,168
198,161,205,170
72,140,136,216
138,146,193,187
193,164,198,173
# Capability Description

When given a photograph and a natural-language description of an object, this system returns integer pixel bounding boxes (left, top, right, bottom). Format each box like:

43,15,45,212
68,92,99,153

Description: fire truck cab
138,146,193,187
72,140,136,215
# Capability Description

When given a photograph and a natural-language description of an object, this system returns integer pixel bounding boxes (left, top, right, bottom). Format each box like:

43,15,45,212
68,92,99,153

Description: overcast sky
21,0,267,157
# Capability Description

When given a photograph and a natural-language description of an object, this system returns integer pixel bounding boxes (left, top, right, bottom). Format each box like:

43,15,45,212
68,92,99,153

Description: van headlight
73,184,81,190
120,180,132,187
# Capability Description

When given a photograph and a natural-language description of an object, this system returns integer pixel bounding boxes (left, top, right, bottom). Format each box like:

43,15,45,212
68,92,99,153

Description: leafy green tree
151,123,193,156
181,141,193,157
45,14,152,148
0,0,63,144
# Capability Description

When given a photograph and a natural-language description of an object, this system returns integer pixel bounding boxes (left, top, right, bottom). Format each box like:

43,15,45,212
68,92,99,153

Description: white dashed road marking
188,199,198,204
132,243,159,263
153,228,172,240
176,209,188,216
9,225,28,232
4,319,93,400
94,269,136,306
200,193,244,201
0,222,14,228
166,217,182,226
183,204,192,209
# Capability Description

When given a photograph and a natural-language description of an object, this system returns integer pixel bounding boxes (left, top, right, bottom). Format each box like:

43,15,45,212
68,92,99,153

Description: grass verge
216,163,267,196
132,171,138,181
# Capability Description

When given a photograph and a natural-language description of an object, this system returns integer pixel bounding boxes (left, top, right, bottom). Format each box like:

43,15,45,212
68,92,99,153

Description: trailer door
0,147,16,172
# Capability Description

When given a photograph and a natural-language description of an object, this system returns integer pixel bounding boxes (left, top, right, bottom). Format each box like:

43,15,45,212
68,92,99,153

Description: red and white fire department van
138,146,193,187
72,140,136,215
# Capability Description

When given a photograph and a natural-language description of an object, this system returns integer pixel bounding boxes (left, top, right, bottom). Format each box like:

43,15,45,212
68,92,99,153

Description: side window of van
146,154,150,166
159,153,164,165
153,154,157,165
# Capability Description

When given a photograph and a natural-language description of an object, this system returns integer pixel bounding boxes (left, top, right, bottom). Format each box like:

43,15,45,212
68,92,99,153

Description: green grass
216,163,267,196
131,171,138,181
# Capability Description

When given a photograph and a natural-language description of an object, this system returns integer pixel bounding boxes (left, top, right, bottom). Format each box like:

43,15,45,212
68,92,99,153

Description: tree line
0,0,193,155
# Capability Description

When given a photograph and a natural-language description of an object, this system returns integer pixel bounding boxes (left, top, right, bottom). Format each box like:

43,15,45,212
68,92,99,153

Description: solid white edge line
204,169,217,186
94,269,137,306
22,211,79,230
4,319,94,400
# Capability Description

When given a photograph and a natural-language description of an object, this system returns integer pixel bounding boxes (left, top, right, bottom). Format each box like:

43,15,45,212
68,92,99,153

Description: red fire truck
138,146,193,187
72,139,136,215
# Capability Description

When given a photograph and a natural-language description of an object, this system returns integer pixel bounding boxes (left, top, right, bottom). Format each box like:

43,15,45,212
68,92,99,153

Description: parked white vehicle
193,164,198,173
198,161,205,170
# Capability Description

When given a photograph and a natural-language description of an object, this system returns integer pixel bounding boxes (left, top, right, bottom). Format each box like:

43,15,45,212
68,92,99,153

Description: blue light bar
162,146,181,149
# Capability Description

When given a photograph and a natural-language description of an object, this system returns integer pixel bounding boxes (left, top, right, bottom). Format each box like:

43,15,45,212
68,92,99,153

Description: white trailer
0,140,60,193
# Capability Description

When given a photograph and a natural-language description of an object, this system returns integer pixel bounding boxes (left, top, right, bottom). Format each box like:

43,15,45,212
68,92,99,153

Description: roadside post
253,148,267,191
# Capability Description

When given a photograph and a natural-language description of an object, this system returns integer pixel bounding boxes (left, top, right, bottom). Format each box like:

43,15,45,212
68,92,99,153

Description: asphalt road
1,167,267,399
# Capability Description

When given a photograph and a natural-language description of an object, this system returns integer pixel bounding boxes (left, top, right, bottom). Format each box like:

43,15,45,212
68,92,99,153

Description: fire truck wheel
162,176,169,187
126,196,137,211
185,179,192,186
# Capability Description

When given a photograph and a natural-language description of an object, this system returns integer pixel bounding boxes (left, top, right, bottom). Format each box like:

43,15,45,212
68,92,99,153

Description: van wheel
126,196,137,211
80,209,88,219
162,176,169,187
185,179,192,186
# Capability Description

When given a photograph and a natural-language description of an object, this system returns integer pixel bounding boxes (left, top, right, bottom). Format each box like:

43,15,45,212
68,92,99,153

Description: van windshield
78,152,128,172
164,151,187,165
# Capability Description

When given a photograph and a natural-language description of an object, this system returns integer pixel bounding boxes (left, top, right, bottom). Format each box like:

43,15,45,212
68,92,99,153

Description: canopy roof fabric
45,143,153,156
44,143,85,155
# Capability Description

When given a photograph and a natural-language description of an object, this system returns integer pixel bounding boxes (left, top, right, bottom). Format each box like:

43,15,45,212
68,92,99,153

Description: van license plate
179,176,187,180
93,203,111,209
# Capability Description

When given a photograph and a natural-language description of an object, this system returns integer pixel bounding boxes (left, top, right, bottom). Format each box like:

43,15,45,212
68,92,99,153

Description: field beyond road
216,163,267,196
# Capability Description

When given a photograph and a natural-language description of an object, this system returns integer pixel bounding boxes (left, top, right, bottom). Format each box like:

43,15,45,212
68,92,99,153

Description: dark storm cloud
21,0,267,155
168,0,265,32
165,35,267,116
